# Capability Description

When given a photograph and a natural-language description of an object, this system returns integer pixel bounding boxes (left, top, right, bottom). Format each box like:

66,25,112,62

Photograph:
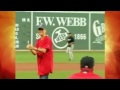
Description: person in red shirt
26,24,53,79
69,56,103,79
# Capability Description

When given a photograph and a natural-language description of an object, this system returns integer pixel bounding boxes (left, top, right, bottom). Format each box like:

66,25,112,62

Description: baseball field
16,51,105,79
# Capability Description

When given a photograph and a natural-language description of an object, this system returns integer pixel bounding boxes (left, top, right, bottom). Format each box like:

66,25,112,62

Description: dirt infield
16,63,104,71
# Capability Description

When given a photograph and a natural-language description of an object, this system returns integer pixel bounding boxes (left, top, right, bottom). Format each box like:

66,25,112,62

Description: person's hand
26,44,34,50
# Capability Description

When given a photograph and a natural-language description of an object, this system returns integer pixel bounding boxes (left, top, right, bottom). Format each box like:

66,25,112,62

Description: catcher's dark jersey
67,36,74,47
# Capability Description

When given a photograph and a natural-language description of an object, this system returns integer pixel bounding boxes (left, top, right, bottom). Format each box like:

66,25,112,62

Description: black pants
39,74,49,79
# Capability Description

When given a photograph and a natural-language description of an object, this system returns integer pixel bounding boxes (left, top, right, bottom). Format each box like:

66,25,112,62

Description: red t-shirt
69,68,103,79
36,35,53,76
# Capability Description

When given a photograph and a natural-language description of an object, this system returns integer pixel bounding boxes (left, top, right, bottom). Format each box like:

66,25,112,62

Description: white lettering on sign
16,24,19,27
22,18,30,22
16,45,19,48
67,17,73,26
15,27,19,31
15,23,20,48
43,17,54,26
74,34,87,40
56,17,87,26
15,32,18,35
15,36,18,39
81,18,87,26
73,18,80,26
92,20,105,44
36,17,54,26
93,20,104,37
36,33,41,39
27,18,30,22
22,18,26,22
101,23,104,34
16,40,19,44
56,17,67,26
36,17,42,26
36,16,87,27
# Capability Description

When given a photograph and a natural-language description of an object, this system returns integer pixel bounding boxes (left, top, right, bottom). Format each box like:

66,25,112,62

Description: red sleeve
42,37,51,51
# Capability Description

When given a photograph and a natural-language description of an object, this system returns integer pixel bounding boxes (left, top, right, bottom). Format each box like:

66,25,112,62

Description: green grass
16,51,104,79
16,70,104,79
16,51,104,63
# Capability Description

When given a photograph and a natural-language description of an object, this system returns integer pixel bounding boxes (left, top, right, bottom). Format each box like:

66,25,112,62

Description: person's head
80,56,94,69
67,32,72,37
38,24,46,37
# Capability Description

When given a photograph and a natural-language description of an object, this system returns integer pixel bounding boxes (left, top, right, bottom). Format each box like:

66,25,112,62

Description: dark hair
80,56,94,68
38,28,44,30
